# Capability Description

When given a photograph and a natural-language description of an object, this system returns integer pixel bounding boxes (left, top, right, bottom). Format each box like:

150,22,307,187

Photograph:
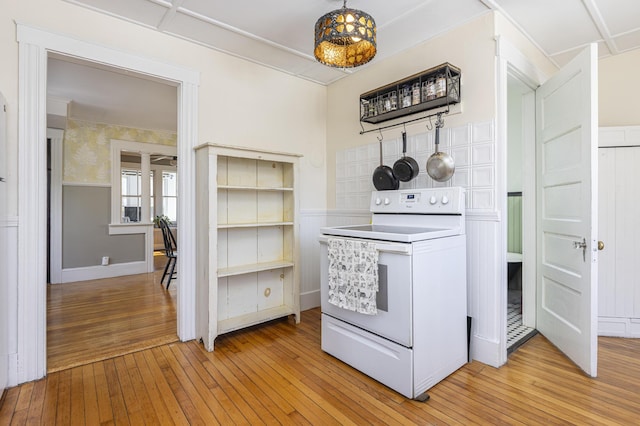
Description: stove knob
384,197,391,205
429,196,437,205
375,197,382,205
442,196,449,205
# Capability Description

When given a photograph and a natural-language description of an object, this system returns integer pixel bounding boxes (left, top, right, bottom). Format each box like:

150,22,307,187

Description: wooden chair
158,218,177,289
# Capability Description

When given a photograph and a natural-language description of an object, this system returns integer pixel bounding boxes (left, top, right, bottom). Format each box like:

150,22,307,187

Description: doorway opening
506,71,537,353
45,54,180,370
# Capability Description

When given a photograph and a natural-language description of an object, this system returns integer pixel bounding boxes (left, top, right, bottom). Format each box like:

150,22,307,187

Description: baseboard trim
59,261,147,283
598,316,640,338
300,289,320,311
471,334,503,368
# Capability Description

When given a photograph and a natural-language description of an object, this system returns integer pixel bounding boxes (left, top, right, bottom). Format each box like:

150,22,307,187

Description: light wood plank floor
2,307,640,425
47,253,178,373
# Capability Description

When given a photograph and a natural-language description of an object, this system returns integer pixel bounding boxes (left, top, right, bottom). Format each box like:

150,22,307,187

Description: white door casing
16,24,199,384
0,92,9,393
536,44,598,376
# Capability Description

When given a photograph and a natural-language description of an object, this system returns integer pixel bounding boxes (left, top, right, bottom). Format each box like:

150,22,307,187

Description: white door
536,44,598,376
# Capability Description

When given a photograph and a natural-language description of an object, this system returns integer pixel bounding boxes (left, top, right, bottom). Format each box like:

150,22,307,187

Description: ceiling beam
581,0,618,54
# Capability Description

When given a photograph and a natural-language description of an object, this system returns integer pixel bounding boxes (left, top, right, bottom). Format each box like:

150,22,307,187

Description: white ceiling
49,0,640,131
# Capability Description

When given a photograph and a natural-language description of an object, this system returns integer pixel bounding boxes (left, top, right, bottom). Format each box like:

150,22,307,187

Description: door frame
496,36,547,362
47,128,63,285
16,24,199,383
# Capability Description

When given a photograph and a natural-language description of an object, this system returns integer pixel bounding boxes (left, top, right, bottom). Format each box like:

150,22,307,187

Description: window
162,171,177,222
121,168,142,222
121,169,155,222
110,140,177,227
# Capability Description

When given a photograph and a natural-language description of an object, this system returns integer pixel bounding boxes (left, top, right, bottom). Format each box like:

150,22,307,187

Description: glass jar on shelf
412,82,421,105
424,77,436,101
435,73,447,98
360,99,369,118
401,85,412,108
389,91,398,110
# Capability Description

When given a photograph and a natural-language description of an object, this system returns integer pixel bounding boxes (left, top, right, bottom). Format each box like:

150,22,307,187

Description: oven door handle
318,235,411,255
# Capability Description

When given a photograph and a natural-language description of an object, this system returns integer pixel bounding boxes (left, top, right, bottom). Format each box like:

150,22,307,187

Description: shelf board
218,260,294,278
218,305,297,335
218,221,293,229
218,185,293,192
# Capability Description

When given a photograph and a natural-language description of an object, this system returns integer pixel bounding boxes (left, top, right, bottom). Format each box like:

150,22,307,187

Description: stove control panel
370,187,465,214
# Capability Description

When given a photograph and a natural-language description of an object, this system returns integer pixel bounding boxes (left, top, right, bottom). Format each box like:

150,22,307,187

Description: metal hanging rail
359,107,450,135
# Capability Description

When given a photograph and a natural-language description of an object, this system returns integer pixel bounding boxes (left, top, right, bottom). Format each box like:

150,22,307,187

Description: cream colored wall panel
217,277,229,320
257,192,283,223
227,274,258,318
216,157,228,186
226,157,257,187
217,190,228,225
599,50,640,126
257,227,284,263
257,270,284,311
217,229,228,269
227,190,257,224
227,228,257,268
257,160,284,188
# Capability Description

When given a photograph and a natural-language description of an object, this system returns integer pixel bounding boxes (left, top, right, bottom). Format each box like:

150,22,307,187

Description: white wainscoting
0,217,19,387
466,213,503,367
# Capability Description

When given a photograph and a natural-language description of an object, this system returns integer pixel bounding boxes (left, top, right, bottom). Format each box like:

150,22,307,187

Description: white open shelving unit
194,143,301,350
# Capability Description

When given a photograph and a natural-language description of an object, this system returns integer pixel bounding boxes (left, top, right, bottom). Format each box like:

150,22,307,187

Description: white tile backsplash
472,166,494,187
335,120,496,212
451,124,471,146
472,121,494,143
472,143,494,165
471,189,494,210
451,146,471,166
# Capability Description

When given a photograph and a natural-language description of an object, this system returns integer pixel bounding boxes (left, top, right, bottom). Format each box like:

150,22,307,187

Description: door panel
536,44,598,376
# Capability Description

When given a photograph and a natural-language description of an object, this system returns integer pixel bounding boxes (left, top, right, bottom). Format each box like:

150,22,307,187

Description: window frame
110,139,177,233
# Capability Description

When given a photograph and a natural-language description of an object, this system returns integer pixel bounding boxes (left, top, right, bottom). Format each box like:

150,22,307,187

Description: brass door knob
598,241,604,250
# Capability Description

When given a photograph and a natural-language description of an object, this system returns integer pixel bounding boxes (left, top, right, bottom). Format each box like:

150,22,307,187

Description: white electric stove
319,187,468,400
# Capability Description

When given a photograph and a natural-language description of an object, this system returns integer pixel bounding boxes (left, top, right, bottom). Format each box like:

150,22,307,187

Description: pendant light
314,0,377,68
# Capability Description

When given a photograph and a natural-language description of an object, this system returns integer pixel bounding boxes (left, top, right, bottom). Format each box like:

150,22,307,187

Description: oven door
319,236,413,347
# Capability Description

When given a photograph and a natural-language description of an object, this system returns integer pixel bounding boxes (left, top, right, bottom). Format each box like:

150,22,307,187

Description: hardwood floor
46,254,178,373
2,307,640,425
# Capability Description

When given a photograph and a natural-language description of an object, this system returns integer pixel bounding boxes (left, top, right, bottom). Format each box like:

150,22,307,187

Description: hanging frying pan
426,116,455,182
393,131,419,182
372,139,399,190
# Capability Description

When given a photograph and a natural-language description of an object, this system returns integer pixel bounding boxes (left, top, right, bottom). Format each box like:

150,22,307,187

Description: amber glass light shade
314,4,376,68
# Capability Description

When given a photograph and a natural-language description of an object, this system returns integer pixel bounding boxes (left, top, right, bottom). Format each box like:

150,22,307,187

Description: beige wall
325,13,498,208
0,0,328,215
599,49,640,126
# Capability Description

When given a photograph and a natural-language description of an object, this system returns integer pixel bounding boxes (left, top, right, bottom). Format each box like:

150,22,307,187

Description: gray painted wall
62,185,144,268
